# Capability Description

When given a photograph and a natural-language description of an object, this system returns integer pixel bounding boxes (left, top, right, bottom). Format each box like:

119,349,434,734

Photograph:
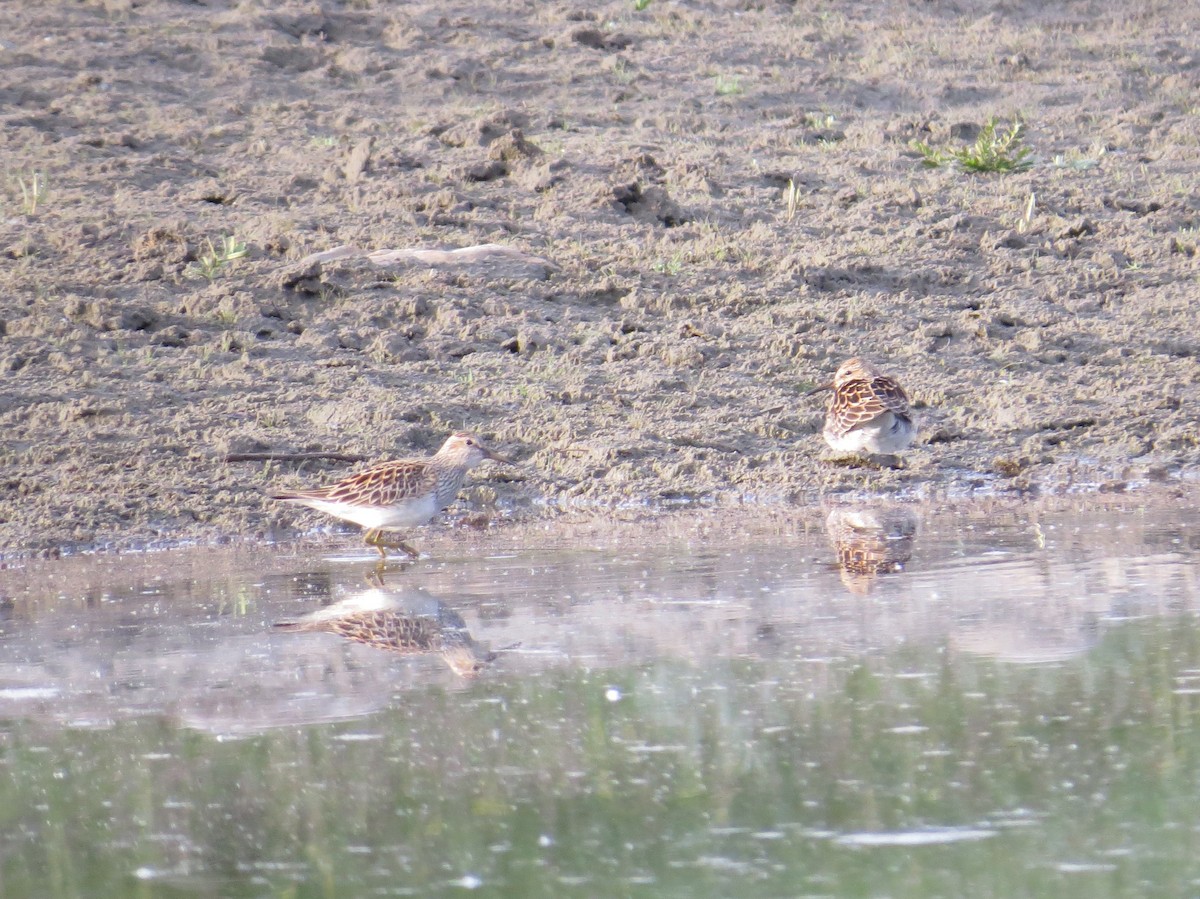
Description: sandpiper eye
465,439,475,446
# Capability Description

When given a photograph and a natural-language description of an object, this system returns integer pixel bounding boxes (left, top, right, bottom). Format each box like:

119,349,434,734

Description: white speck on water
333,733,384,742
833,828,998,847
538,834,554,847
693,855,753,873
1054,862,1119,873
626,743,686,754
453,874,483,889
987,808,1043,827
887,725,929,734
605,687,621,702
0,687,59,700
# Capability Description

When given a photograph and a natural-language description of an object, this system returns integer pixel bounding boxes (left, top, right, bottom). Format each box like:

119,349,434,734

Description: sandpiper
274,587,496,677
809,357,916,460
272,431,511,559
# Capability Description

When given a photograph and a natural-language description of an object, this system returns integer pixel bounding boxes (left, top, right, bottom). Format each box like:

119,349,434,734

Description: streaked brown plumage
272,431,511,559
274,588,496,678
825,506,918,595
809,358,915,456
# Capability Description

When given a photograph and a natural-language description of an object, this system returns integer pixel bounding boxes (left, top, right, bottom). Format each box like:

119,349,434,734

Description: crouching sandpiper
272,431,512,559
809,357,916,464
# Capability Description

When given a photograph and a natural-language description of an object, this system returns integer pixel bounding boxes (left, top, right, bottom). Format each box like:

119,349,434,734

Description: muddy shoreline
1,0,1198,555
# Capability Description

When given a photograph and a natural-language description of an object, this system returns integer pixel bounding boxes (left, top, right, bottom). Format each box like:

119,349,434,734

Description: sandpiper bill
809,357,915,461
272,431,511,559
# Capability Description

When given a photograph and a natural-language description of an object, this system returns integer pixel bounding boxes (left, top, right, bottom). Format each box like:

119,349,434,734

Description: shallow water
3,497,1200,897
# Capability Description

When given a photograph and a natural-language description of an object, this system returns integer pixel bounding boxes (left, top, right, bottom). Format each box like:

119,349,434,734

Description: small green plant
256,408,285,429
16,171,48,214
912,117,1033,173
652,252,685,275
185,235,248,280
1052,145,1105,170
611,58,637,85
714,74,743,96
632,0,652,9
1052,154,1095,171
803,111,837,129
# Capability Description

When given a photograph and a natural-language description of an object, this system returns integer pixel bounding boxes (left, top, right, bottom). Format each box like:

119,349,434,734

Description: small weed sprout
783,178,802,222
611,58,637,85
632,0,652,9
1052,154,1095,170
652,252,686,275
1052,144,1105,171
17,171,48,214
186,236,249,280
1017,192,1036,233
912,117,1033,173
714,74,743,96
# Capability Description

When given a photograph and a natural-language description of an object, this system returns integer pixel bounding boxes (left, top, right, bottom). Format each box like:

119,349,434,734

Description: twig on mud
224,451,367,464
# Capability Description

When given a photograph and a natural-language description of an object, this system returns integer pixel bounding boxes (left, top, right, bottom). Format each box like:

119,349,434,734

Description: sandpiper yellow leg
363,528,389,559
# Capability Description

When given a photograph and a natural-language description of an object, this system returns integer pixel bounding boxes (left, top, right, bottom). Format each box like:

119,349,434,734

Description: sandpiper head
437,431,512,467
807,357,883,396
442,643,497,678
833,357,884,387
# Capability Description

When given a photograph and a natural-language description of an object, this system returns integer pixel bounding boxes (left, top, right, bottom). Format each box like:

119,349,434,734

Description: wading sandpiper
272,431,511,559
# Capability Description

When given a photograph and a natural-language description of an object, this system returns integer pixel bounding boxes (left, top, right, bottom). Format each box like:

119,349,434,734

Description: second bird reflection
825,505,919,595
274,583,497,678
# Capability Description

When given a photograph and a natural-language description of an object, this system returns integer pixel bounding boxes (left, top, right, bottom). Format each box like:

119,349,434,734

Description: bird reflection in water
825,505,919,595
274,583,497,678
